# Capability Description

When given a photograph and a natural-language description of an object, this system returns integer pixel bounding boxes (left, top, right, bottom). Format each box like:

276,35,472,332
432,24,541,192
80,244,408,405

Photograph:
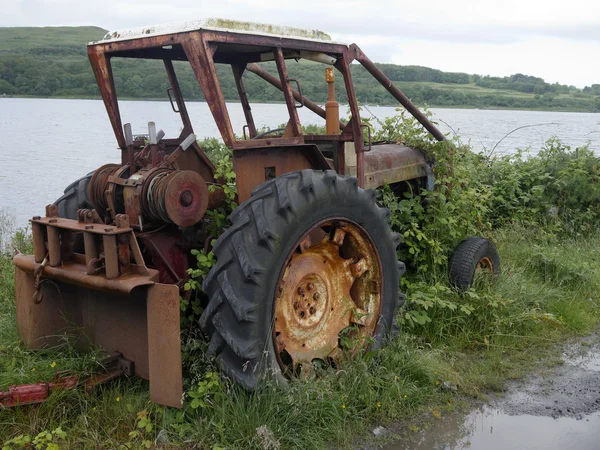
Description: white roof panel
90,18,340,45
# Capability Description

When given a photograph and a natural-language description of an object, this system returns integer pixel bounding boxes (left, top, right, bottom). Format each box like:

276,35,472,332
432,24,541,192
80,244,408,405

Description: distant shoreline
3,95,599,114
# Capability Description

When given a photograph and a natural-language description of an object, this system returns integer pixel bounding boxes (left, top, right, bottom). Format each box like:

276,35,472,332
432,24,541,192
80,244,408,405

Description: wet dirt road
379,335,600,449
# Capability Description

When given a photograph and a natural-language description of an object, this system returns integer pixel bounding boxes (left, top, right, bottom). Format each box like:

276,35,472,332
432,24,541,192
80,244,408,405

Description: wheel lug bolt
309,306,316,315
297,287,305,295
307,282,314,290
313,293,320,300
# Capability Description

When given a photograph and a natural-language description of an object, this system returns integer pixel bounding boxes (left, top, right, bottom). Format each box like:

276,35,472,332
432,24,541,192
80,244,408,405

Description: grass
1,224,599,448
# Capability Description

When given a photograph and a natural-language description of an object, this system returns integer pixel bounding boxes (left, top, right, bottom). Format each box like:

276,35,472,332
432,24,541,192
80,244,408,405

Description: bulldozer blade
14,255,183,408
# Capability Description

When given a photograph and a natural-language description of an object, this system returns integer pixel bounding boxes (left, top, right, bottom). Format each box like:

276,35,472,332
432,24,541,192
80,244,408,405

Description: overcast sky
3,0,599,87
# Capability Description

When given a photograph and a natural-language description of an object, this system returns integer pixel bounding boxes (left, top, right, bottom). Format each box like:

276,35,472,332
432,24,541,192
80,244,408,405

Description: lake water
1,98,598,228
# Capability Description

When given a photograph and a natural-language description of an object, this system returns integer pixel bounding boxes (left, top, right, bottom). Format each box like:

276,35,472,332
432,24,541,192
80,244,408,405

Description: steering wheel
253,128,286,139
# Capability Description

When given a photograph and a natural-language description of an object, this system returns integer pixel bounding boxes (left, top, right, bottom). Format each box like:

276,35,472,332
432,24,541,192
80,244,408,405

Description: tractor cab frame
89,18,443,201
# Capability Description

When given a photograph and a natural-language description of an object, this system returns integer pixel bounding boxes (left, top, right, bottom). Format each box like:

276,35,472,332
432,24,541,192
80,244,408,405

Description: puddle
384,407,600,450
375,339,600,450
565,350,600,372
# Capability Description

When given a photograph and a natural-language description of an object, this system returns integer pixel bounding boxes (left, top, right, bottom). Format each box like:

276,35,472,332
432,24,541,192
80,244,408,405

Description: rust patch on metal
476,256,494,273
147,283,183,408
273,219,382,377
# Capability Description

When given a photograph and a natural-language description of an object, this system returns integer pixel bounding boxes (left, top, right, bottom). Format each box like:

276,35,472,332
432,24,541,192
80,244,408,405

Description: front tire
200,170,405,389
448,237,500,291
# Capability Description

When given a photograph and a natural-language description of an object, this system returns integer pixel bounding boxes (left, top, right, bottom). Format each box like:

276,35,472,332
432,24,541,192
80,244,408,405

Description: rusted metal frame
31,216,131,235
246,63,345,131
201,30,348,55
273,48,302,138
96,30,348,58
303,134,353,142
350,44,446,142
14,254,158,294
95,34,179,55
88,46,126,149
46,226,61,267
163,59,193,138
113,48,187,61
181,33,236,148
335,52,365,187
231,136,304,150
31,223,46,263
231,64,257,139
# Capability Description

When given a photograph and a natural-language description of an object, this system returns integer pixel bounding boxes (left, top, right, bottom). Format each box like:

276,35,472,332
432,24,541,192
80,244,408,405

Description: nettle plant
180,140,237,383
483,138,600,235
367,109,492,278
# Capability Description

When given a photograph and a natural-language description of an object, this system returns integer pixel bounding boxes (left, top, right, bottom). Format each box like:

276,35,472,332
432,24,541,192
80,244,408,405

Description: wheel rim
476,256,494,273
273,219,382,378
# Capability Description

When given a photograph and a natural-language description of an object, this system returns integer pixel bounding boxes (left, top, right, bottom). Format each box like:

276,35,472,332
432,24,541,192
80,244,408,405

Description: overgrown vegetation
1,26,600,111
1,111,600,448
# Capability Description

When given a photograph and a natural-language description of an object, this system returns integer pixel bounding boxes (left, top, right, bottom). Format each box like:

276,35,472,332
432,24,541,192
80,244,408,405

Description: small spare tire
448,237,500,291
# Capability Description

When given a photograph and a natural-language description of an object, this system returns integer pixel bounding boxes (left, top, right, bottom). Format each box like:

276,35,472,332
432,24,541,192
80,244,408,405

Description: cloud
1,0,599,86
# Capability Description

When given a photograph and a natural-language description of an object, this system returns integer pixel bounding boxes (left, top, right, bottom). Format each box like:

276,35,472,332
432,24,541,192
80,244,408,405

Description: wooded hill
1,26,599,111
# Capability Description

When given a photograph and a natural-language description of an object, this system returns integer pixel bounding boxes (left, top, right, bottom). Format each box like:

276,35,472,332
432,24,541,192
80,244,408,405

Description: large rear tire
200,170,405,389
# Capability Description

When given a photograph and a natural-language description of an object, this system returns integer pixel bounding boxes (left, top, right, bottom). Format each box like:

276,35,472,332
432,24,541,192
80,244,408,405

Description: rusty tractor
12,19,496,408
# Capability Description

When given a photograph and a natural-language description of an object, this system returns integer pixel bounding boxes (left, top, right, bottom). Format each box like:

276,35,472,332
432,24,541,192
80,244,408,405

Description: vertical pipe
163,59,194,138
124,123,135,170
103,235,119,280
148,122,158,167
83,232,97,268
31,223,46,263
336,55,365,187
273,48,302,138
232,64,257,139
325,68,340,135
46,227,61,267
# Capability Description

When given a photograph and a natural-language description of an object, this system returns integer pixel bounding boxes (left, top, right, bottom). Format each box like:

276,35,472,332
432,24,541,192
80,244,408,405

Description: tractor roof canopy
91,18,339,46
86,18,443,184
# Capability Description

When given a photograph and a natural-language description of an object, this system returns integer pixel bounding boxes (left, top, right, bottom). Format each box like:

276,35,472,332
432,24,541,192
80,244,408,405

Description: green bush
484,139,600,234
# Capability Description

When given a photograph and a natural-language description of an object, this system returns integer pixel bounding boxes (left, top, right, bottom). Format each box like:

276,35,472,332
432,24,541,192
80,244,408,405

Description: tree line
1,45,599,112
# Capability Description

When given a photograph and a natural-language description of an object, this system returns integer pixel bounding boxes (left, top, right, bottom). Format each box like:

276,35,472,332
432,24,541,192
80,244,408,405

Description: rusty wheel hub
476,256,494,273
273,220,382,378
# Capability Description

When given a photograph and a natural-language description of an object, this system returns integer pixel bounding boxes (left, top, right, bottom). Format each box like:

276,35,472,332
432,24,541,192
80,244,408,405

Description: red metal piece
138,231,190,285
0,354,133,408
0,375,79,407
